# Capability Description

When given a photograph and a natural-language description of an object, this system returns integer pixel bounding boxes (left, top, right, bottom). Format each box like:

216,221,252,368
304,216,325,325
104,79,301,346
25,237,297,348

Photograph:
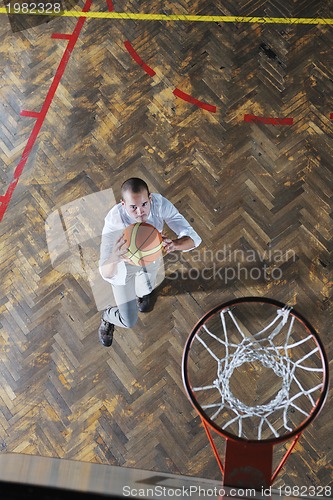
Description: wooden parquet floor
0,0,332,491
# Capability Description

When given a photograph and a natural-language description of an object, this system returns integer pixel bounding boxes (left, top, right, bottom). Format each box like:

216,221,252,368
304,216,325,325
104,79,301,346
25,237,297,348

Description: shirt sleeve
99,208,126,284
161,196,202,251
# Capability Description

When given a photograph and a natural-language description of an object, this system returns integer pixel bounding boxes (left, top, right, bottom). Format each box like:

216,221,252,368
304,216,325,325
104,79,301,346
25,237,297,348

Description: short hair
121,178,150,197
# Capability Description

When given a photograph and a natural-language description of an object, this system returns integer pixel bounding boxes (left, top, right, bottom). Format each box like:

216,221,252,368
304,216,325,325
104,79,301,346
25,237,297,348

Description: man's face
121,189,152,222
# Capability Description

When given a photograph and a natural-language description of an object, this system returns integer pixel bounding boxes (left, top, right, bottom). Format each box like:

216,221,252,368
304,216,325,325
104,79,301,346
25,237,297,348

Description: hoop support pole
271,434,301,483
202,418,224,476
224,439,273,488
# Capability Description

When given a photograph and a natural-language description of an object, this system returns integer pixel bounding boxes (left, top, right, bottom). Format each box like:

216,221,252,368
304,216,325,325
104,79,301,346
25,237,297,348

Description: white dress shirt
99,193,202,285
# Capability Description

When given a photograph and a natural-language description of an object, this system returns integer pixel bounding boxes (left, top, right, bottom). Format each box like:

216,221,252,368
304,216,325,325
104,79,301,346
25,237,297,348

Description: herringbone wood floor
0,0,332,491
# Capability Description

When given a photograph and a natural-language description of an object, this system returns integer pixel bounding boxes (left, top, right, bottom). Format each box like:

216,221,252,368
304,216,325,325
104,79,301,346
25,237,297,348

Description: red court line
124,41,156,77
106,0,114,11
0,190,11,205
52,33,73,40
173,88,217,113
244,114,293,125
20,110,41,118
0,0,93,222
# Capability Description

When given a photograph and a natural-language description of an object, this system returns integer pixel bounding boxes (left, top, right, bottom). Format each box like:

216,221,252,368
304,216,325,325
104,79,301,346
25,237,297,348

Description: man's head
121,178,152,223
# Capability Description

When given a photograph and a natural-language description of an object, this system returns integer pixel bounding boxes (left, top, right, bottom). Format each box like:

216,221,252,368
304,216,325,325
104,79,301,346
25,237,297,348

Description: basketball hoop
182,297,329,489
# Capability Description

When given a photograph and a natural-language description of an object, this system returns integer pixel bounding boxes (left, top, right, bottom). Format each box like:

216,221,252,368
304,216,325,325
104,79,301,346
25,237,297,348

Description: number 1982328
6,2,61,14
279,486,332,497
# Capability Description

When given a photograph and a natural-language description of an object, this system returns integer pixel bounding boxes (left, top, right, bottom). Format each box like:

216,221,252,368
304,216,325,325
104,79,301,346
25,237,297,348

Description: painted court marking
124,41,156,77
106,0,114,11
1,10,333,24
1,7,332,220
124,42,216,111
244,114,294,125
173,89,217,113
0,0,92,221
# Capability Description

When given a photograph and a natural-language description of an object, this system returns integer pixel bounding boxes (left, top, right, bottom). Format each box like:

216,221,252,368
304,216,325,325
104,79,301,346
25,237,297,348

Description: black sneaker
98,318,114,347
137,294,151,313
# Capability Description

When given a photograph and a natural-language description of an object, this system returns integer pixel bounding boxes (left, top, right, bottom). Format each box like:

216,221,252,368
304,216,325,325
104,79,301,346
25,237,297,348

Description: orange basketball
123,223,163,266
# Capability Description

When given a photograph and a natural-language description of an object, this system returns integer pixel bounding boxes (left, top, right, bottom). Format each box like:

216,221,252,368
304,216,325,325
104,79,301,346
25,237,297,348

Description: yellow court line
0,9,333,24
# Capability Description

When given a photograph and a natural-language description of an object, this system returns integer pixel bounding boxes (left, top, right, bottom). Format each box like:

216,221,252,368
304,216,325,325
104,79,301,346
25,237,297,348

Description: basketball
123,222,163,266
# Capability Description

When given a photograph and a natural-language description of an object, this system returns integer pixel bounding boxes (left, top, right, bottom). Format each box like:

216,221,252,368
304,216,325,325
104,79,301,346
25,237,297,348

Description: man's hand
101,234,132,278
162,235,195,253
162,235,177,254
113,234,132,265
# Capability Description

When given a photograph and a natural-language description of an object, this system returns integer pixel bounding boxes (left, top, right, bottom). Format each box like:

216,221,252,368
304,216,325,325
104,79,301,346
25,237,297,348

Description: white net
187,302,326,441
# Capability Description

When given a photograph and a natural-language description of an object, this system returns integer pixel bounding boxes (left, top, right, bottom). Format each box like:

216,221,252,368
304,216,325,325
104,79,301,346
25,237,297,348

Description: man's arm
99,207,132,281
161,196,201,251
100,234,130,279
162,235,194,253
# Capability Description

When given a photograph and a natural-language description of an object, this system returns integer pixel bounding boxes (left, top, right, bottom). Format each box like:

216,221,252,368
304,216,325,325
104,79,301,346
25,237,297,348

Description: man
98,178,201,347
